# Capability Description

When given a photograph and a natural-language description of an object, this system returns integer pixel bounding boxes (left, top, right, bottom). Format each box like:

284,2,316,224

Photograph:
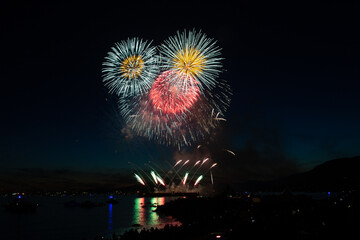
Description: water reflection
108,203,113,230
132,197,180,229
133,197,145,225
148,198,159,225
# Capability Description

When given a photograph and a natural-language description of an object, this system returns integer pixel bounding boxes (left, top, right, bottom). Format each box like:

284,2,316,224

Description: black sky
1,1,360,185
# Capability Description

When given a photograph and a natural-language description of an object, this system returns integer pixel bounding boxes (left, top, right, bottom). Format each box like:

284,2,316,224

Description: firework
189,158,209,183
174,159,182,167
102,38,159,97
134,173,146,186
182,172,189,185
170,159,189,183
119,77,231,148
200,158,209,166
225,149,235,156
159,29,222,91
148,70,200,114
182,160,190,166
212,110,226,121
104,30,231,149
132,159,219,193
210,163,218,169
150,171,158,184
194,175,203,186
156,175,165,186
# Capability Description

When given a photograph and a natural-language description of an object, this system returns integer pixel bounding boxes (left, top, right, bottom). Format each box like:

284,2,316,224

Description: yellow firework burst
172,47,206,78
120,55,145,79
160,29,222,90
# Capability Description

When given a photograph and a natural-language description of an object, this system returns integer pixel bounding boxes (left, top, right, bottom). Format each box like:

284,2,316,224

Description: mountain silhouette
235,156,360,192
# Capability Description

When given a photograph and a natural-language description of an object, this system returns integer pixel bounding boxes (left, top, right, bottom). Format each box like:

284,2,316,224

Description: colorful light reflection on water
132,197,181,230
108,203,113,230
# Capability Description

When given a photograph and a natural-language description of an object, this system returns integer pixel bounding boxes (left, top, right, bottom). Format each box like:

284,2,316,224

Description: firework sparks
134,173,146,186
174,159,182,167
200,158,209,166
210,163,218,169
119,89,221,149
156,176,165,186
150,171,158,184
225,149,236,156
194,175,203,186
148,70,200,114
213,111,226,121
118,72,231,148
132,159,222,191
102,38,160,97
103,30,231,149
159,29,223,91
182,172,189,185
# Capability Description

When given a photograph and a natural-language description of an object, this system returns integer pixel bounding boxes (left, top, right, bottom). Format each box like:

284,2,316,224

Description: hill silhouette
1,156,359,194
234,156,360,192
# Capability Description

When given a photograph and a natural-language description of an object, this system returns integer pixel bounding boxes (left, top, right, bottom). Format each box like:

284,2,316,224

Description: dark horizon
1,155,359,194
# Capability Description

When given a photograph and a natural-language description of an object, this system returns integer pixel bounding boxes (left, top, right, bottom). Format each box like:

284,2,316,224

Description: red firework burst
149,70,200,114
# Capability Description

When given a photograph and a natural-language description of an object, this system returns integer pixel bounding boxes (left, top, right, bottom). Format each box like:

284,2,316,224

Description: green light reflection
132,197,180,229
132,197,167,228
132,197,146,226
148,198,159,226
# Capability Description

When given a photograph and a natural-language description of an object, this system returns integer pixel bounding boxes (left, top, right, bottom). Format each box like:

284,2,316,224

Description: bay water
0,194,181,240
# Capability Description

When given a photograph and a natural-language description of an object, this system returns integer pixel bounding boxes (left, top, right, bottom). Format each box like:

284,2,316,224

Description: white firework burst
102,38,160,97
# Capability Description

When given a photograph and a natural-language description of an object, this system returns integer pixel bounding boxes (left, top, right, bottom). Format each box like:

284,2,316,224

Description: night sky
1,1,360,188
